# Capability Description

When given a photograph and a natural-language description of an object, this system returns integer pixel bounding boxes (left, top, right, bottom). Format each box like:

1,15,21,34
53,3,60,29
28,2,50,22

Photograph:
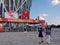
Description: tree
51,24,56,28
56,25,60,28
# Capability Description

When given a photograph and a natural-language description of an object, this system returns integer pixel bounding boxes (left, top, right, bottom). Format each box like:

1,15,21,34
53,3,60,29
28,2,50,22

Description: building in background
0,0,45,32
0,0,31,19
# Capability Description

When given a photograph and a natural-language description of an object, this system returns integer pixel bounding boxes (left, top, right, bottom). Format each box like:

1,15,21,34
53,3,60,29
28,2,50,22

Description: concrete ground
0,28,60,45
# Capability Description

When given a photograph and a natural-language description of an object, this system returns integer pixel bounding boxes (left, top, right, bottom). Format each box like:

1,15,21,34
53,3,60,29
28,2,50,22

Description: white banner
5,12,18,18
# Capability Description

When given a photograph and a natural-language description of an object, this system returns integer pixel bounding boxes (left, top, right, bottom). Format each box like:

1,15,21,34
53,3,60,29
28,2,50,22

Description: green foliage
51,24,60,28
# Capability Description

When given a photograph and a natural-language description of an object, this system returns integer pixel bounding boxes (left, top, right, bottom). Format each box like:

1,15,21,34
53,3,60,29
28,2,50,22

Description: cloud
45,16,60,25
52,19,60,25
51,0,60,5
47,18,60,25
40,14,48,17
56,16,60,19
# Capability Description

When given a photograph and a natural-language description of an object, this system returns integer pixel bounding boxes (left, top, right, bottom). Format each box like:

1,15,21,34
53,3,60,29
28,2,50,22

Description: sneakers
46,42,50,45
38,42,41,44
38,41,44,44
42,40,44,42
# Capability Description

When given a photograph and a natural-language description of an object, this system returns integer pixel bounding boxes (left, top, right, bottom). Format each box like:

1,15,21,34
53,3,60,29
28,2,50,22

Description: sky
30,0,60,25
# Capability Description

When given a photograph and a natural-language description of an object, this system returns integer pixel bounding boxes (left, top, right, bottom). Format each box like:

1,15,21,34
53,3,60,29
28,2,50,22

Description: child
45,25,51,45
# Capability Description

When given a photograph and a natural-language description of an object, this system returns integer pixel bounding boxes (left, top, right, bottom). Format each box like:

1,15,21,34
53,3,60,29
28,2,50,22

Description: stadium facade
0,0,32,19
0,0,45,32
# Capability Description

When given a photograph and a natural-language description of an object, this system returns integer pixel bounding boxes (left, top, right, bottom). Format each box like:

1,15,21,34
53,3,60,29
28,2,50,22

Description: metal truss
0,0,32,18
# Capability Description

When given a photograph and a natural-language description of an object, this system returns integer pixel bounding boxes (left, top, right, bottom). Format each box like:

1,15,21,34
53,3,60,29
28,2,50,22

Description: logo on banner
22,11,30,19
7,10,14,17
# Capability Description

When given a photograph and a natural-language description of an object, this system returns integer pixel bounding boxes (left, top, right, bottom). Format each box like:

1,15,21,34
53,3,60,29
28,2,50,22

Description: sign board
0,18,45,23
5,12,18,18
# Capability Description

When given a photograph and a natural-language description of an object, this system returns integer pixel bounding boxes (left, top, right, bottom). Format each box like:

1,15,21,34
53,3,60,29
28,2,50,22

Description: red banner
22,11,30,19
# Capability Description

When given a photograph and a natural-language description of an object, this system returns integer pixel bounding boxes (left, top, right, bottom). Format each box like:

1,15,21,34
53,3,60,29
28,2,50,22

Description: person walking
45,25,51,45
42,27,46,43
24,27,27,36
38,26,43,44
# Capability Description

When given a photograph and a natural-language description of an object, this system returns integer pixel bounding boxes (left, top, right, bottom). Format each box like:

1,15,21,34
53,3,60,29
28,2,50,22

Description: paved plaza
0,28,60,45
